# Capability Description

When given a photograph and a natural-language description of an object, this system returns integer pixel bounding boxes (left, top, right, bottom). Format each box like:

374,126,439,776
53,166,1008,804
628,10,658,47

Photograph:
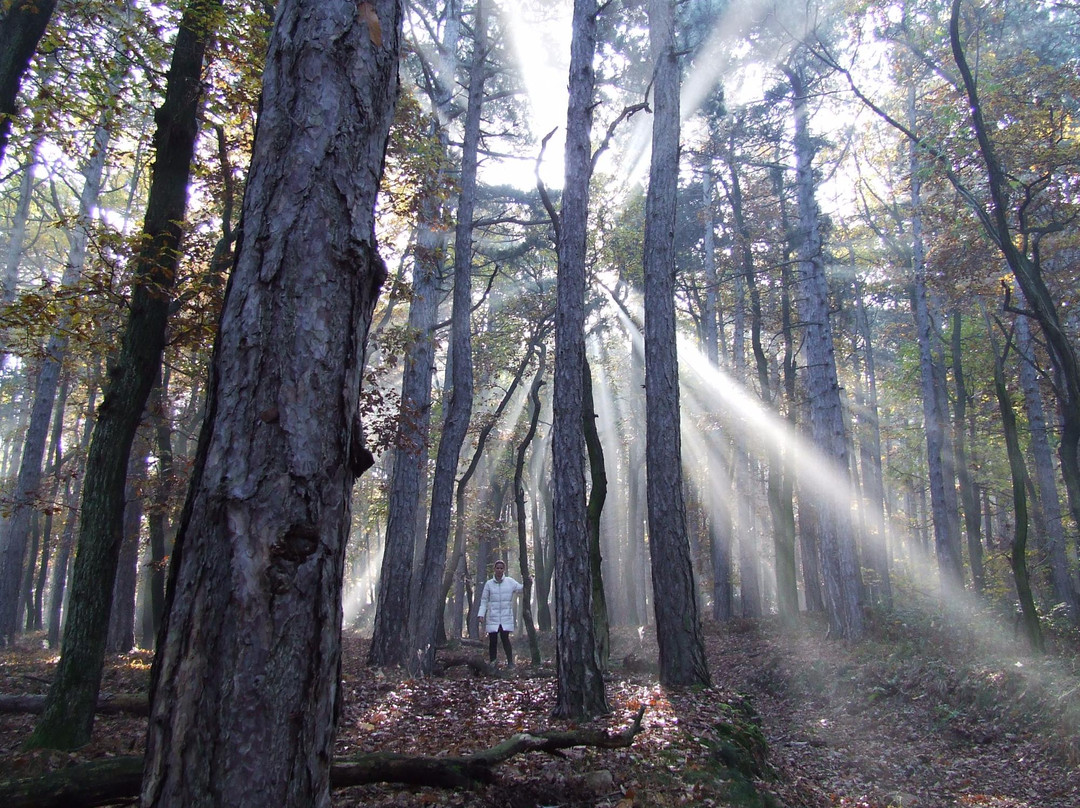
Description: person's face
494,563,505,580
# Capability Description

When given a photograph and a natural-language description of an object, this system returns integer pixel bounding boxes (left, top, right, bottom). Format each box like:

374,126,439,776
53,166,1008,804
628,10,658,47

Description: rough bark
643,0,710,686
551,0,608,719
140,2,401,806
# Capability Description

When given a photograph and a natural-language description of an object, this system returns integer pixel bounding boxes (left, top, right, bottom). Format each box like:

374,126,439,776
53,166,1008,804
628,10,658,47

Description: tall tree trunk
408,0,484,676
643,0,710,686
551,0,608,718
786,57,862,639
907,84,963,587
730,226,761,620
25,2,221,750
367,0,459,668
0,0,57,164
985,312,1043,652
772,158,813,615
142,1,401,804
1015,298,1078,621
699,163,734,621
855,279,891,609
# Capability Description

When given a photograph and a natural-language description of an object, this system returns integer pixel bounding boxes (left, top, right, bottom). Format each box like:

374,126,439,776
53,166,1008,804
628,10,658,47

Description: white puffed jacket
478,575,523,633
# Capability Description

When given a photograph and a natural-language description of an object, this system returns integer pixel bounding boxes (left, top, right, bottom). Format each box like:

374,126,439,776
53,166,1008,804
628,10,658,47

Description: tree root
0,706,647,807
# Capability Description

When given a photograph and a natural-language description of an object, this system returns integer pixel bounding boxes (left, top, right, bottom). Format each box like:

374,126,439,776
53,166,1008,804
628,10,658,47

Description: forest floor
1,608,1079,807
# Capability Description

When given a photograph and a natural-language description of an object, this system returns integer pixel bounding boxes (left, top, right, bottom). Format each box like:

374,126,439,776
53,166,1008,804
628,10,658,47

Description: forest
0,0,1079,805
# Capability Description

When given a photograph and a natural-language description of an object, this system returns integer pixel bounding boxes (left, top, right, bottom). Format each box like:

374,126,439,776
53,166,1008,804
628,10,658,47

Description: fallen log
0,694,148,716
0,706,647,808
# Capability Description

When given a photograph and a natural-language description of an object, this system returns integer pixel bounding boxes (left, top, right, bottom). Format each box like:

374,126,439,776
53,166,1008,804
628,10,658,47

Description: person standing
478,560,524,667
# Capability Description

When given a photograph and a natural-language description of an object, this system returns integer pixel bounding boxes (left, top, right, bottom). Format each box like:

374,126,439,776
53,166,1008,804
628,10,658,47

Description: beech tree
142,0,402,805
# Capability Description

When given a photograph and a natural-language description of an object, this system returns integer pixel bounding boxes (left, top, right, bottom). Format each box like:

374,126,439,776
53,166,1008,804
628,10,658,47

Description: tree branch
0,707,648,808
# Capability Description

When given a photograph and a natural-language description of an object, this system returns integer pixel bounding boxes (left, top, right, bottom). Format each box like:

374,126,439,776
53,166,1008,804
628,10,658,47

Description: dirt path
705,618,1080,808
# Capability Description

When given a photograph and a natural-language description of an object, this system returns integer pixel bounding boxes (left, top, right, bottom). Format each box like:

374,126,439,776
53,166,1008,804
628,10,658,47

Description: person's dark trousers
488,628,513,665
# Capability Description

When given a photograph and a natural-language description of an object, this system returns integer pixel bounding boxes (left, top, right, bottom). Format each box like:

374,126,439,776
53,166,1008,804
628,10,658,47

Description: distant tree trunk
407,0,484,676
144,377,174,647
46,380,97,649
367,220,438,667
786,56,862,639
532,473,553,632
700,163,734,622
710,458,735,621
514,349,545,665
731,243,761,620
643,0,710,686
1,128,44,306
26,370,69,630
550,0,608,719
855,280,891,609
774,162,810,616
107,453,145,654
141,1,401,805
24,2,222,751
985,312,1043,652
907,85,963,587
367,0,459,669
0,0,58,164
0,79,121,646
582,356,610,671
1015,299,1079,621
950,309,985,596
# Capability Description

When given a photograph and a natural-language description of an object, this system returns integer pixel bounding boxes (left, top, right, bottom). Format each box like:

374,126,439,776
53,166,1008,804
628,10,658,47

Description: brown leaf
358,2,382,48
